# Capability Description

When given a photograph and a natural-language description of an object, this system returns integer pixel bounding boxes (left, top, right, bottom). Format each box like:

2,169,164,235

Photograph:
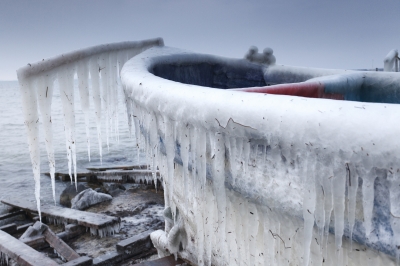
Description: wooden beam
116,230,153,255
21,235,46,249
0,223,17,234
0,210,25,221
1,198,120,230
44,169,158,183
0,229,58,266
86,165,148,171
132,255,184,266
92,248,157,266
43,224,80,262
62,256,93,266
17,223,34,234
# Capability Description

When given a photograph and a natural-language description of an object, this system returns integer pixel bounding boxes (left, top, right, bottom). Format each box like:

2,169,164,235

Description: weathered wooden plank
45,170,158,183
17,222,34,233
57,224,86,241
92,248,157,266
44,172,88,182
21,235,47,249
86,165,148,171
43,225,80,261
62,256,93,266
116,230,153,255
0,229,58,266
1,198,120,230
21,224,84,250
0,210,25,221
132,255,184,266
0,223,17,234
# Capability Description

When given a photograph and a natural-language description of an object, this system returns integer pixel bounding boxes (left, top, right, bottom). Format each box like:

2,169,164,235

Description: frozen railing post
384,49,399,72
16,38,164,220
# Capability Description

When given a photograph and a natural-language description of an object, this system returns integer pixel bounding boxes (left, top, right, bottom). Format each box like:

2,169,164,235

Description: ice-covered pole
384,49,399,72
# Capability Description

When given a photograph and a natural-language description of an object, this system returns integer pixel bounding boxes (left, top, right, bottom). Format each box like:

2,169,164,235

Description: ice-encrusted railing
16,38,164,225
120,46,400,265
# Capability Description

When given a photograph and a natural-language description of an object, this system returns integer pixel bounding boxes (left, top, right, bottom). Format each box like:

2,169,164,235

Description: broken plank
42,224,80,261
57,224,86,241
132,255,184,266
1,198,120,230
93,248,157,266
0,210,25,221
0,229,58,266
62,256,93,266
17,222,34,234
86,165,148,171
21,235,47,249
0,223,17,234
116,230,153,255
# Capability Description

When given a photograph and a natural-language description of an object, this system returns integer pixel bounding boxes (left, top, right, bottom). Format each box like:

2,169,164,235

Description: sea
0,80,143,213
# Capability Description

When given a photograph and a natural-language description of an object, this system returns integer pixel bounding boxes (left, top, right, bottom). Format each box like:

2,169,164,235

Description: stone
71,189,112,210
60,184,87,208
102,183,126,197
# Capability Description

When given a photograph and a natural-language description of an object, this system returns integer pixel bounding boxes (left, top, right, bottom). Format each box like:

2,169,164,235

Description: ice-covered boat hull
120,46,400,265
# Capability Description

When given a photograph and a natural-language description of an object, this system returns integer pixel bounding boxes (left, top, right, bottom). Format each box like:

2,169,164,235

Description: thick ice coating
121,46,400,265
17,40,400,264
17,39,164,220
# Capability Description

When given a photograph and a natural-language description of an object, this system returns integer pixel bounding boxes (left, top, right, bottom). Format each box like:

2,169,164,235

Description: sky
1,0,400,80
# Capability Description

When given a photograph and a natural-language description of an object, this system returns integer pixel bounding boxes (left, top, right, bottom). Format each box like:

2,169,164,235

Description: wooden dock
0,229,58,266
86,165,148,171
44,166,159,183
1,198,120,231
132,255,184,266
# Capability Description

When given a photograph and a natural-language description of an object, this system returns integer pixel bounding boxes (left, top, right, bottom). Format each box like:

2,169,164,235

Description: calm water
0,80,143,212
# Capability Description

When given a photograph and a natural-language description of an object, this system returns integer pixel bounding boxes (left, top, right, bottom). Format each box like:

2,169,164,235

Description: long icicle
36,74,56,204
58,65,78,188
19,77,42,221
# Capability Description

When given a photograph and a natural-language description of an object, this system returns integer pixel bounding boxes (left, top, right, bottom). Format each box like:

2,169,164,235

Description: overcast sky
1,0,400,80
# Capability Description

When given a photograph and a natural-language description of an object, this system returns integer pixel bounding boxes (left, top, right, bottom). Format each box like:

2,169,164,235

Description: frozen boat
17,39,400,265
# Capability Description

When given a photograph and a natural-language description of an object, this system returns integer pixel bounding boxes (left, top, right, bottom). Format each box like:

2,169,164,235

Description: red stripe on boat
235,82,344,100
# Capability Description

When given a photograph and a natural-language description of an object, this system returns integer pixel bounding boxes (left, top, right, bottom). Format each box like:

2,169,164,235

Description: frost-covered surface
17,38,163,219
71,188,112,210
120,46,400,265
17,40,400,265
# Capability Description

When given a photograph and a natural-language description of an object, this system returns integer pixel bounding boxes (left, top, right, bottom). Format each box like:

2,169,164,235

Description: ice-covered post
384,49,399,72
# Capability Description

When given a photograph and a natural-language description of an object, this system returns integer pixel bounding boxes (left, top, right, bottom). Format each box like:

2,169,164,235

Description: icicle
19,77,42,221
149,112,159,189
361,166,377,238
0,251,9,266
165,118,176,206
212,132,228,262
89,55,103,163
248,203,259,266
388,167,400,264
331,154,347,262
99,52,110,151
204,180,215,266
303,149,316,266
346,162,358,250
36,74,57,204
58,65,77,187
180,125,190,209
77,58,91,161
